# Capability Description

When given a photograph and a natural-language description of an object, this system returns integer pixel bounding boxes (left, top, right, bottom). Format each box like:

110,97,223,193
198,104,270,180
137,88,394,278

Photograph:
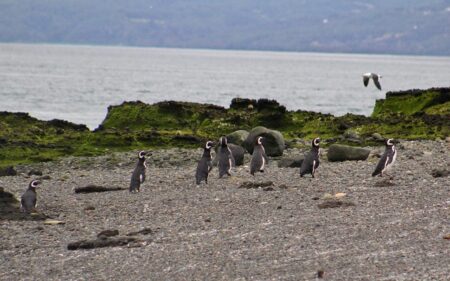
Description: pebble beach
1,140,449,280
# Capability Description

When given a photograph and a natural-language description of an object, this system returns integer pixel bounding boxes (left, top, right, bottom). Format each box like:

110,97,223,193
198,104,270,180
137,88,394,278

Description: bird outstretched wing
363,75,370,87
373,76,382,90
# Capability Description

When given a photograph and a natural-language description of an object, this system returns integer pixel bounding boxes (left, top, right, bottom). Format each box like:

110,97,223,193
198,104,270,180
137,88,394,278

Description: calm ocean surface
1,43,449,129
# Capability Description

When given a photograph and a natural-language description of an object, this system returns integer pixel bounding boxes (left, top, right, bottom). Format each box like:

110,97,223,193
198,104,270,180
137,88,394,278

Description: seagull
363,73,382,90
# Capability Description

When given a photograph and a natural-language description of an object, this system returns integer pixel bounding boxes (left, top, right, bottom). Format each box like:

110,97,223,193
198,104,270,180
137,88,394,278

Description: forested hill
1,0,449,56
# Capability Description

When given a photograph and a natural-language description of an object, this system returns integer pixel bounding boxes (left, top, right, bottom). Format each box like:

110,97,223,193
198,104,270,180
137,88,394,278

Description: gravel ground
0,140,449,281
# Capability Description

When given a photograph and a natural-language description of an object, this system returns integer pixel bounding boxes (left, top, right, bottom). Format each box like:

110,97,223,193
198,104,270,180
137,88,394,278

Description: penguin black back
372,139,397,177
217,136,235,178
250,136,268,175
300,137,320,178
130,151,147,193
21,180,40,213
196,141,214,184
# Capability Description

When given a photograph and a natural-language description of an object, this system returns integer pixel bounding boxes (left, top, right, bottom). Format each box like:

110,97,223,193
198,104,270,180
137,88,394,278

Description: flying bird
363,73,382,90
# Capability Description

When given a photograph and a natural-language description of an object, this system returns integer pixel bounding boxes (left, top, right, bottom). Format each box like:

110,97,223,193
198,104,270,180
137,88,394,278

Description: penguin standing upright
21,180,41,213
129,151,147,193
300,137,321,178
217,136,235,178
372,138,397,177
195,141,214,184
250,136,268,175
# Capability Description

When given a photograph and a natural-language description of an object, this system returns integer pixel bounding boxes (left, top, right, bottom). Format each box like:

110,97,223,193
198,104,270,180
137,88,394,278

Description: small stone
43,219,65,225
84,206,95,211
443,234,450,240
317,270,324,278
334,192,346,199
204,218,211,223
322,193,334,200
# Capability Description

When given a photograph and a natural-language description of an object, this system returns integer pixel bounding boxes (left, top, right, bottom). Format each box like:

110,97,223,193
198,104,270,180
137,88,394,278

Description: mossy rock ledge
0,87,448,167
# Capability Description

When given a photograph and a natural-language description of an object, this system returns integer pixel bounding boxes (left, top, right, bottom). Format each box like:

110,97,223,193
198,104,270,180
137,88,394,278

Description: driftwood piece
74,185,124,193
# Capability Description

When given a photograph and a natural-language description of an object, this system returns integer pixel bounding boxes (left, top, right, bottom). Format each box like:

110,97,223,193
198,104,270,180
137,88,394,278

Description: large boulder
213,143,246,166
327,144,370,162
226,130,249,146
242,126,285,156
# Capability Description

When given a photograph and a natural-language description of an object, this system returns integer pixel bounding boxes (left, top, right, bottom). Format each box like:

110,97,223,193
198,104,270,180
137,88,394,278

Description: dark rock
127,228,154,236
97,229,119,238
213,143,246,166
0,166,17,177
317,200,356,209
238,181,273,189
226,130,249,146
28,170,43,176
242,126,285,156
67,236,137,250
374,180,396,187
431,169,450,178
278,155,304,168
84,206,96,211
327,144,370,162
74,185,124,193
317,270,324,278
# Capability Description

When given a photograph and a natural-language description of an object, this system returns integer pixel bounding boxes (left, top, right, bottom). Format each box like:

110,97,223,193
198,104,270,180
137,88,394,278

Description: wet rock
327,144,370,162
226,130,249,146
277,155,304,168
74,185,125,193
0,166,17,177
242,126,285,156
431,169,450,178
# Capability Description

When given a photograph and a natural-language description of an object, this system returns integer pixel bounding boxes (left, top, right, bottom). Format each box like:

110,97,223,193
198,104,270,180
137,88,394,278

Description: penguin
363,72,382,90
195,141,214,184
250,136,268,175
129,151,147,193
300,137,321,178
217,136,235,178
372,138,397,177
21,180,41,213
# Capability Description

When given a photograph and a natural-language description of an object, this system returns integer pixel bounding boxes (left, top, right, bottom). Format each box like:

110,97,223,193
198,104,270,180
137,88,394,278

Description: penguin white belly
260,156,265,171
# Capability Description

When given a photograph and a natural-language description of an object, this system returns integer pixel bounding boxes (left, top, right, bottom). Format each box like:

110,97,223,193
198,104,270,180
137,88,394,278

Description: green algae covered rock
0,87,449,167
327,144,371,162
372,88,450,117
242,126,285,156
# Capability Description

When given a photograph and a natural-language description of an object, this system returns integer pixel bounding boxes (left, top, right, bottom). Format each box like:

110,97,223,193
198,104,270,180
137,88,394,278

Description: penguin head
29,180,41,189
138,151,147,159
205,141,214,150
312,137,321,147
385,138,395,146
220,136,228,147
256,136,264,145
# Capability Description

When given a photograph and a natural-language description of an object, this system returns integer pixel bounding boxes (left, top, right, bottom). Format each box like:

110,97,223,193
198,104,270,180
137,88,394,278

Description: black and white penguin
300,137,321,178
217,136,235,178
21,180,41,213
372,138,397,177
250,136,268,175
363,72,382,90
195,141,214,184
129,151,147,193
